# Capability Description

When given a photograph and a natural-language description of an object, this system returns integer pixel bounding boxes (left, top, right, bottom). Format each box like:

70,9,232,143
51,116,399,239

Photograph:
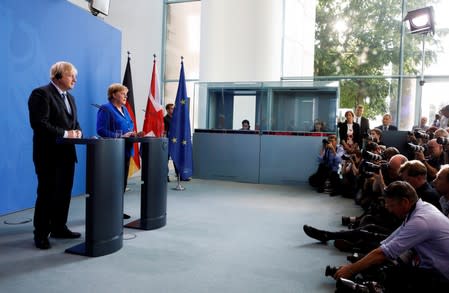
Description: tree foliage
314,0,442,119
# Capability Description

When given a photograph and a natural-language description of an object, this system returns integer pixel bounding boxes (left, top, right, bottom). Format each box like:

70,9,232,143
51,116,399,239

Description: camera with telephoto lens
342,216,358,226
336,278,384,293
407,142,427,152
325,265,340,277
437,137,449,145
322,138,329,146
342,154,353,161
414,130,432,140
362,150,383,161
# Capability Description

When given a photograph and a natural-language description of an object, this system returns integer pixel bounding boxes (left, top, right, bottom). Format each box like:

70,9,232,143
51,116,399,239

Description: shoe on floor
303,225,330,242
50,227,81,239
123,213,131,219
334,239,356,252
34,237,51,249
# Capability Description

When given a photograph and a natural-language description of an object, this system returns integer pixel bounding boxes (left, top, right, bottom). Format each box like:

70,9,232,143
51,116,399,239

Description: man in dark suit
28,61,82,249
354,105,370,139
164,103,176,181
376,113,398,131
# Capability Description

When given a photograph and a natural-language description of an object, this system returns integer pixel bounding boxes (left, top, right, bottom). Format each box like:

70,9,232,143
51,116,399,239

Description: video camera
407,142,427,152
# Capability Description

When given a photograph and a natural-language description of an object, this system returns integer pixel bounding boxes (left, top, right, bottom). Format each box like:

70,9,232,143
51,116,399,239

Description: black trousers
34,160,75,238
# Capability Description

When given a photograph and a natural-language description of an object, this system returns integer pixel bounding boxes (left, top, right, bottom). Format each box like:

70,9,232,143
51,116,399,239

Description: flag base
173,177,185,191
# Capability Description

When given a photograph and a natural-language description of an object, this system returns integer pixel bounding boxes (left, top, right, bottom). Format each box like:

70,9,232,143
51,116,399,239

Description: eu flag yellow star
182,140,187,145
180,99,186,105
171,137,177,143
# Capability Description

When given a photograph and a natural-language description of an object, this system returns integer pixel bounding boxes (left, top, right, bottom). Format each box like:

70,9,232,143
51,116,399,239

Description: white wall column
200,0,283,82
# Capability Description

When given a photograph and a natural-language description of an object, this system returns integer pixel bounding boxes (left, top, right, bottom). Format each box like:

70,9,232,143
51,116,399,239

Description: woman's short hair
107,83,128,101
345,111,354,118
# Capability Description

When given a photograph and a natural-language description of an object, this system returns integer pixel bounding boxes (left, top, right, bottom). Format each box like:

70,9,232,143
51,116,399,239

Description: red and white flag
142,56,165,137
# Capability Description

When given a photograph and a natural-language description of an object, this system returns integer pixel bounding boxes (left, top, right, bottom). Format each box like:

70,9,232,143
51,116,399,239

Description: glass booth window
270,90,337,132
205,84,338,132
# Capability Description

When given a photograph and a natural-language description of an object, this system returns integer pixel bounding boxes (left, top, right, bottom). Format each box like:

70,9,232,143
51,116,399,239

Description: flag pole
174,174,185,191
173,56,186,191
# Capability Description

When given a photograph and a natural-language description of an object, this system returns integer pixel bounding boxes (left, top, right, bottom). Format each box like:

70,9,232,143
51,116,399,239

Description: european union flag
168,60,193,180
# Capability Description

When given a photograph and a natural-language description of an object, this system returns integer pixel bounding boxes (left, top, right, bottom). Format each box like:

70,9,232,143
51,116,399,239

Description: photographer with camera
368,129,383,146
399,160,441,211
432,165,449,217
333,181,449,292
414,139,444,181
308,134,344,196
341,150,363,198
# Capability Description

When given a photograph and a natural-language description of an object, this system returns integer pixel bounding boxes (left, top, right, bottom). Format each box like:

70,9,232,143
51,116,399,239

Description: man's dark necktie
62,92,72,115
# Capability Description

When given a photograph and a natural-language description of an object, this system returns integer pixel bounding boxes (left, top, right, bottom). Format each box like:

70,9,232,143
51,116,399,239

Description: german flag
123,54,140,176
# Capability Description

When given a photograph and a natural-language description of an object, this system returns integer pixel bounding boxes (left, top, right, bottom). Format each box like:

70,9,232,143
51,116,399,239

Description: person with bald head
412,116,429,131
415,139,445,181
383,154,408,186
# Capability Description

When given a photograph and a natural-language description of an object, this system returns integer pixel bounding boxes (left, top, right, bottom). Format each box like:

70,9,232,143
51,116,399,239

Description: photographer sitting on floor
308,134,344,196
333,181,449,292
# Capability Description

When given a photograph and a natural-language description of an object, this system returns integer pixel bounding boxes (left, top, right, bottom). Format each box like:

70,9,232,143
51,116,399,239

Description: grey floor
0,177,362,293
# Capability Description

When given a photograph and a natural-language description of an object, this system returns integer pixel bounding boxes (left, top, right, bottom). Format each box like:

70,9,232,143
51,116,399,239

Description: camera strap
403,202,417,226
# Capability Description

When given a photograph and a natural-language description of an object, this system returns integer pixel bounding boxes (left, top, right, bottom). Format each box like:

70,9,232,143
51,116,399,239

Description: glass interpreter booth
193,81,339,184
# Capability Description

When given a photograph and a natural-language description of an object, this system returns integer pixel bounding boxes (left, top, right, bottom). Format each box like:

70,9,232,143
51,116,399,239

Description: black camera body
325,265,340,277
342,216,358,226
437,136,449,145
342,154,352,160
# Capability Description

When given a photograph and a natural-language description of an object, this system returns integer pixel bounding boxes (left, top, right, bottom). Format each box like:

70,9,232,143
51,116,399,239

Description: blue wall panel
0,0,122,215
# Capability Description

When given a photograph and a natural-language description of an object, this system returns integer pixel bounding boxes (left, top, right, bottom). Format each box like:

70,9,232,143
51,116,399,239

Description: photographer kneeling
309,134,344,196
334,181,449,292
